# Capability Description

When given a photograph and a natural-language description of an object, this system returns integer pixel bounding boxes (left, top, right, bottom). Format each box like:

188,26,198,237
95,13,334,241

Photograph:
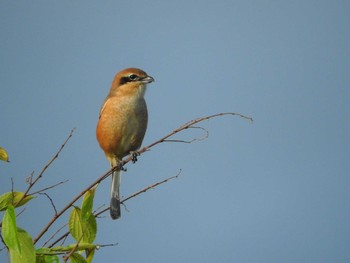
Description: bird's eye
129,74,138,81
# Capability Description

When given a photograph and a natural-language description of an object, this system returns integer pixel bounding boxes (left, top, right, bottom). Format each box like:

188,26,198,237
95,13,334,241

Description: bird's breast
96,95,148,159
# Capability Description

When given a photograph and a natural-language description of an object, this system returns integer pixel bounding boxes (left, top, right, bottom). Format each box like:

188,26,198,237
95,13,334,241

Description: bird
96,68,154,220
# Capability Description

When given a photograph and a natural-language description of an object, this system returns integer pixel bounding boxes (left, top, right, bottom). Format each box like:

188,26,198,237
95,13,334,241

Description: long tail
110,169,121,220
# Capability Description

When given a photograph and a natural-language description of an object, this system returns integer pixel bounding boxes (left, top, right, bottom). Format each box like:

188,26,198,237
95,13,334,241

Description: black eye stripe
119,76,130,85
119,74,141,85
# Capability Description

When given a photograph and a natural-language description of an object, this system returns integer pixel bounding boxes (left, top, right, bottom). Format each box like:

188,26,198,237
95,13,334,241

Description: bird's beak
141,75,155,84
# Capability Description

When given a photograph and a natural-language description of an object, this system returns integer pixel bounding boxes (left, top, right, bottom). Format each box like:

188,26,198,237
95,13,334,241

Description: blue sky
1,1,350,262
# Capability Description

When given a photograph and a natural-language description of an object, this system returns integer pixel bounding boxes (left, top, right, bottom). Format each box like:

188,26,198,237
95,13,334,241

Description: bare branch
123,112,253,165
26,129,75,195
63,236,82,262
11,177,14,193
163,126,209,143
39,193,58,216
48,171,179,247
93,204,107,215
122,170,181,203
33,167,114,245
48,231,70,248
15,129,75,210
26,171,35,185
30,180,69,195
94,170,181,218
98,243,118,248
43,223,68,248
35,112,252,245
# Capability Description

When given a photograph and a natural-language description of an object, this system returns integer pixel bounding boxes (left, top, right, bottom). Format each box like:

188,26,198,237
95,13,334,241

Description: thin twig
48,231,70,248
123,170,181,203
26,171,35,185
16,129,75,209
30,180,69,195
98,243,118,248
94,171,181,218
48,205,108,248
124,112,253,165
27,129,75,194
36,112,252,245
93,204,107,215
43,223,68,248
162,126,209,144
11,177,14,193
39,193,58,215
33,167,114,245
16,207,26,217
63,234,84,262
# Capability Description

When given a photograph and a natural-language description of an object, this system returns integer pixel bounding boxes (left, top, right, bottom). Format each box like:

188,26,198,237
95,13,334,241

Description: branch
30,180,69,195
48,171,181,248
33,167,114,245
39,193,58,216
163,126,209,143
16,129,75,208
43,223,68,248
62,234,84,262
122,112,253,165
122,170,181,203
35,112,252,245
26,129,75,195
94,170,181,218
48,231,70,248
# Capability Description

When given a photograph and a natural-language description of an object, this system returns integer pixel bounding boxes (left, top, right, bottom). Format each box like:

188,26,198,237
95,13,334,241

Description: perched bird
96,68,154,220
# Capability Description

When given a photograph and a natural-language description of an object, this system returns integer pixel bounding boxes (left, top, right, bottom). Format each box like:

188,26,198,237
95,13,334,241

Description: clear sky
1,1,350,262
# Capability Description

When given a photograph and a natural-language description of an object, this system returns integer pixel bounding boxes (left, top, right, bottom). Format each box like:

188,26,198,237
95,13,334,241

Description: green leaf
0,146,9,162
2,214,36,263
82,213,97,243
85,248,95,263
36,248,60,263
2,205,20,253
69,207,97,244
69,207,82,242
70,253,87,263
2,207,36,262
9,227,36,263
0,192,35,211
81,187,96,222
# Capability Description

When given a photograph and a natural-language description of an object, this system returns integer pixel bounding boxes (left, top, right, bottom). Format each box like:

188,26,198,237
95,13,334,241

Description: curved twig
34,112,252,245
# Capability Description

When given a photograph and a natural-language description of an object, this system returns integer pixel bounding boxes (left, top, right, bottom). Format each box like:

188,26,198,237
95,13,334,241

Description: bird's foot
130,151,140,163
117,161,127,172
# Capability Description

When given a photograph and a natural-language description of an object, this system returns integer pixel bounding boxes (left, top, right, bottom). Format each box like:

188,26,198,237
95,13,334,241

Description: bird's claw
117,161,127,172
130,151,140,163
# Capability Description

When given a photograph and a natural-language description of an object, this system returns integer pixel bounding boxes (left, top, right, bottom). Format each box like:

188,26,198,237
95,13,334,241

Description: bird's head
109,68,154,98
